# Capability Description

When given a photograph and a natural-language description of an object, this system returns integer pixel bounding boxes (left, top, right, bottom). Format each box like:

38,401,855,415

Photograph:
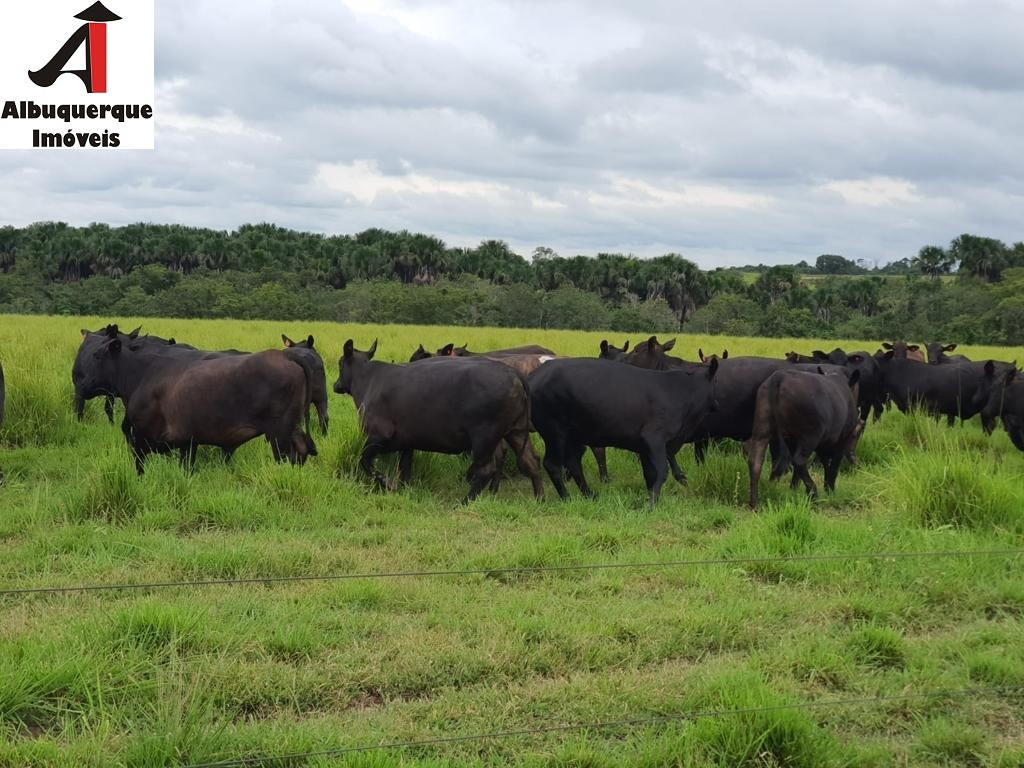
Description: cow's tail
763,374,793,481
288,354,315,439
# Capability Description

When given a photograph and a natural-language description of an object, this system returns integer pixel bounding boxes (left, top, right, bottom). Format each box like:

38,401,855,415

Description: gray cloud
1,0,1023,267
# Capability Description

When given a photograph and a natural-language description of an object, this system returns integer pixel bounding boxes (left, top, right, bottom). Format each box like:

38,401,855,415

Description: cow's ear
848,369,861,388
307,335,315,348
282,334,293,347
622,341,630,352
882,342,893,350
663,338,676,352
707,357,719,378
698,348,706,362
813,350,827,358
884,350,894,360
908,344,920,351
80,328,89,340
848,354,864,364
168,338,176,345
722,350,729,359
985,360,995,377
127,326,141,340
343,339,355,358
105,324,119,338
647,335,659,348
367,339,378,360
944,344,957,352
417,344,426,352
600,340,609,354
440,343,455,356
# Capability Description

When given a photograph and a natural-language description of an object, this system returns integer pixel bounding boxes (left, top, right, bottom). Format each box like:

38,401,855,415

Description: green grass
1,314,1023,766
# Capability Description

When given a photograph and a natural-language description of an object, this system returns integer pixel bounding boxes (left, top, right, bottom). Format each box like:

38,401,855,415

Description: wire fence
185,684,1024,768
2,546,1022,598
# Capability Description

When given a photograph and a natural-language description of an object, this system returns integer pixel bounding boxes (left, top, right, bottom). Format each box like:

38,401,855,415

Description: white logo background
0,0,154,149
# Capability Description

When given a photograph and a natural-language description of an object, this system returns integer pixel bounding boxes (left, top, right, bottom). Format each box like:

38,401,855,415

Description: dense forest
0,222,1022,343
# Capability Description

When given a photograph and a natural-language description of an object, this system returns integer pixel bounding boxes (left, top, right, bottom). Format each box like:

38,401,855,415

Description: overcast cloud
2,0,1023,267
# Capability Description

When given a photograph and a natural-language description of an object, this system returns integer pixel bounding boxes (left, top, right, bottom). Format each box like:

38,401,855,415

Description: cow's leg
693,438,708,465
506,430,544,500
359,441,394,490
823,453,841,493
792,449,818,499
398,449,414,485
317,403,329,436
489,441,508,493
666,438,687,485
565,442,595,499
591,446,610,483
946,412,956,427
221,448,235,464
464,440,500,503
121,417,147,475
743,437,768,509
769,438,792,482
104,395,115,424
74,395,85,422
541,432,571,500
638,439,669,508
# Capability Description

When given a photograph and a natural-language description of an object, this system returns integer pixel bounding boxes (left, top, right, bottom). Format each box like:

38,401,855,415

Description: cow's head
598,339,630,361
335,338,377,395
976,361,1018,432
410,344,433,362
283,334,315,350
627,336,677,370
925,342,958,364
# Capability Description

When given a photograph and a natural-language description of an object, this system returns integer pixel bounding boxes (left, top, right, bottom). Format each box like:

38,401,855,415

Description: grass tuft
847,625,906,670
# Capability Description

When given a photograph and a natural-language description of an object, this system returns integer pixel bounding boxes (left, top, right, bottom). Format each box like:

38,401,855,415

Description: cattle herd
0,326,1020,507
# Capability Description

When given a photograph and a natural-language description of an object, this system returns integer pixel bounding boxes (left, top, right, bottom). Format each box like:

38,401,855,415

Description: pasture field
2,314,1024,767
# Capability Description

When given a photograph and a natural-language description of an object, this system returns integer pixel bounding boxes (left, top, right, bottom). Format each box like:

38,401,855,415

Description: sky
2,0,1023,268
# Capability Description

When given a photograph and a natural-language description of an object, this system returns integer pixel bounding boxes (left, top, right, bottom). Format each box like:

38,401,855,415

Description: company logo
29,2,121,94
0,0,154,150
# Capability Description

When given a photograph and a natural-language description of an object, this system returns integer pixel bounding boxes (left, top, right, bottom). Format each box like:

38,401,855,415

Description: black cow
882,340,924,362
529,357,719,506
786,349,885,423
439,343,555,358
879,352,1015,427
925,342,970,365
73,325,142,421
745,368,863,508
971,363,1022,439
976,367,1024,450
334,340,543,502
80,327,316,473
597,340,630,361
282,334,330,435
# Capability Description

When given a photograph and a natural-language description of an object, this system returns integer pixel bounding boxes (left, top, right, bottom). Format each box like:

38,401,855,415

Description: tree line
0,222,1022,344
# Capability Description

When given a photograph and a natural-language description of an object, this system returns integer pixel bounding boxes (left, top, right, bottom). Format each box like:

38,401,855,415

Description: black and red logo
28,1,121,94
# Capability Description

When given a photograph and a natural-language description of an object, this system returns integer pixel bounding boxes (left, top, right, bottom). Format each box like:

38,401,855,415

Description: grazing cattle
882,340,924,362
605,336,701,481
786,349,885,423
80,327,316,472
334,340,543,502
745,368,864,508
976,367,1024,450
529,357,718,506
73,326,142,421
879,351,1015,427
439,343,555,358
598,340,630,361
925,342,970,365
282,334,330,435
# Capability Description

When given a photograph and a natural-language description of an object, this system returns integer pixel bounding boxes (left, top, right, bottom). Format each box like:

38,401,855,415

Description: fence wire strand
185,684,1024,768
2,547,1022,598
